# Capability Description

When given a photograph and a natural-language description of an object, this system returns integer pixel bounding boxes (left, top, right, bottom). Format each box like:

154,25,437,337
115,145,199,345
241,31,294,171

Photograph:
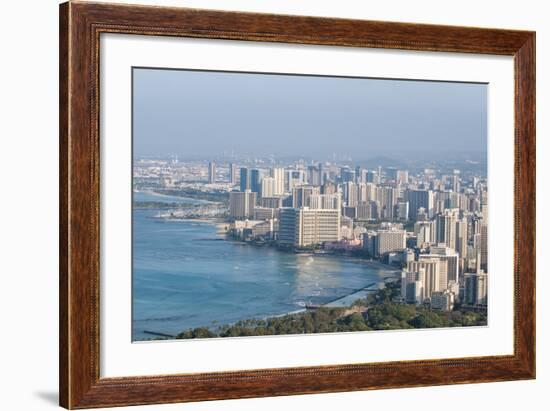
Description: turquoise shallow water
132,207,399,340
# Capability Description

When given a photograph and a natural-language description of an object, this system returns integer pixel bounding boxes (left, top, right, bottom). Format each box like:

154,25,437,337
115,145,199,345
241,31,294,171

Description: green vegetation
174,281,487,340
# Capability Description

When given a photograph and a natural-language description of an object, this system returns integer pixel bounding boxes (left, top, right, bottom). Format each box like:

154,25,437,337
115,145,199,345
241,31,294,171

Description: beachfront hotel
229,190,256,219
278,207,341,247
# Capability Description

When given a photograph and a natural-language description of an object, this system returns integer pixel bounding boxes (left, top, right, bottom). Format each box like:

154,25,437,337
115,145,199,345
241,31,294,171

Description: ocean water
132,206,399,340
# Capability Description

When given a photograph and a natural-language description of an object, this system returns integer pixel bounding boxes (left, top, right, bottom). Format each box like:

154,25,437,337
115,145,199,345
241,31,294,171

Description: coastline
142,207,399,283
322,282,380,308
165,279,488,341
153,214,402,295
156,216,229,234
134,209,404,340
135,189,220,204
152,215,400,276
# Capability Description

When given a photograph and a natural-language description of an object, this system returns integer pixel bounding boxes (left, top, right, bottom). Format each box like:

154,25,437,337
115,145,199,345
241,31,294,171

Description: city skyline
132,68,488,341
133,68,487,160
133,155,488,340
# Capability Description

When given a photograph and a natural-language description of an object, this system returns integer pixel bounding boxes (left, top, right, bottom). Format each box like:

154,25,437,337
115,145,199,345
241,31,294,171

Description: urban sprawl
134,156,488,315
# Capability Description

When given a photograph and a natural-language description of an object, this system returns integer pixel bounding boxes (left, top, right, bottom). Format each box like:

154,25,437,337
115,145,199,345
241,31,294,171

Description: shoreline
135,189,221,205
322,282,380,308
137,267,487,341
142,209,401,280
135,209,402,340
156,216,229,234
146,209,402,274
226,237,402,274
138,276,394,340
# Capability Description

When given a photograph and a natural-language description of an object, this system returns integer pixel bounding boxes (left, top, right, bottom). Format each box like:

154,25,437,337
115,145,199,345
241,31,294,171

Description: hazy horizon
133,68,487,161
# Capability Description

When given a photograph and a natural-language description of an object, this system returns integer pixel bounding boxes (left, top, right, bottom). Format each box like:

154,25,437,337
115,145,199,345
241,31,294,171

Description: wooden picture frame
59,1,535,408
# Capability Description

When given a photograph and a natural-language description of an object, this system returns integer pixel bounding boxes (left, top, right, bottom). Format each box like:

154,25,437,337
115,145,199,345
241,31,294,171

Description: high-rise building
401,268,425,304
447,281,460,300
396,201,409,220
416,207,428,221
419,245,459,288
480,223,488,271
292,185,320,208
464,272,488,306
362,231,377,256
278,208,300,246
431,290,455,311
253,207,278,221
229,190,256,219
449,174,461,193
387,168,408,184
229,163,238,184
455,216,469,260
437,190,463,210
436,208,460,249
251,219,276,239
271,167,285,195
465,246,479,271
354,166,362,183
414,220,435,247
240,167,250,192
285,170,306,192
318,163,325,185
468,196,481,213
343,181,358,207
321,180,337,195
284,170,293,192
250,169,263,193
357,183,367,203
355,168,369,183
387,167,397,181
471,215,484,236
366,170,380,184
261,176,275,198
421,258,443,295
278,208,341,247
356,201,378,221
208,161,216,184
260,196,283,209
357,182,378,204
341,168,355,183
375,229,406,257
396,170,409,185
407,189,434,220
481,197,488,222
443,192,469,211
407,259,442,298
377,186,396,219
307,165,321,186
307,193,341,210
366,183,377,201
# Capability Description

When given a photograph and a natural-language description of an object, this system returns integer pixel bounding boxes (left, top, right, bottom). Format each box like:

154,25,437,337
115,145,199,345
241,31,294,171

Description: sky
133,67,487,161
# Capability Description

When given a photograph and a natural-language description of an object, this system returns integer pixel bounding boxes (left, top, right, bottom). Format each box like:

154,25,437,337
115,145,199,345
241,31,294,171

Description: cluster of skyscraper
219,160,488,312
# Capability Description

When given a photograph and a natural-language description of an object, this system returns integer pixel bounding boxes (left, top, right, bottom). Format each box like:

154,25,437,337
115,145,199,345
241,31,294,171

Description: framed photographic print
59,1,535,409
